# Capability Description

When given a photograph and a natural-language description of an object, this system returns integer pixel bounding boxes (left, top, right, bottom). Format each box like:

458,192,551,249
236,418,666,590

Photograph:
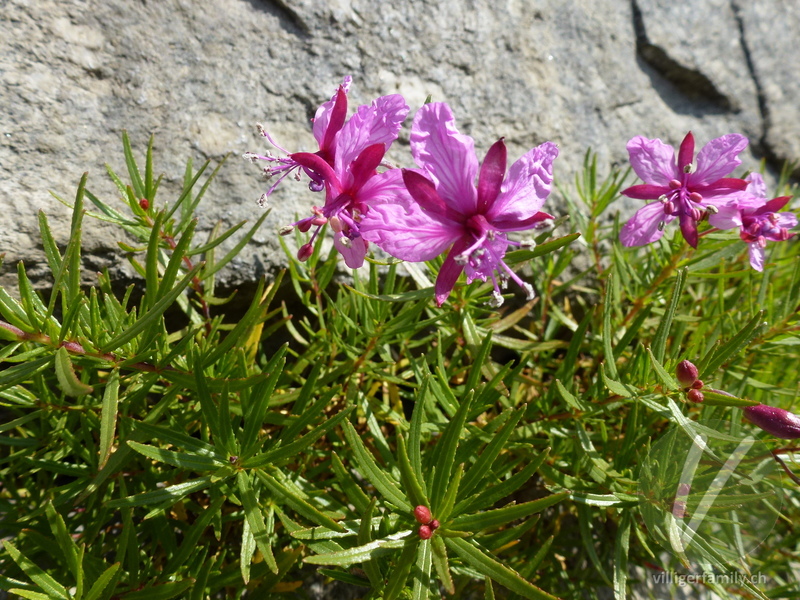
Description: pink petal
335,94,409,177
356,168,413,207
411,102,478,214
748,243,765,272
402,169,452,218
692,134,748,184
358,198,459,262
708,203,742,229
679,213,698,248
619,202,673,247
334,232,368,269
745,172,767,198
313,76,352,147
435,239,469,306
626,136,677,186
493,211,553,232
776,212,798,229
761,196,793,214
291,152,340,190
477,139,507,213
486,141,558,225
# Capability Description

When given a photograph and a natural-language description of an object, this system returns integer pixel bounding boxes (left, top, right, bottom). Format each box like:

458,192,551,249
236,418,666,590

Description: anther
329,215,343,233
705,204,719,214
455,253,469,266
669,179,682,190
658,220,666,231
689,192,703,203
242,152,259,162
256,123,266,135
339,236,352,248
279,225,294,236
684,162,696,174
311,217,327,227
659,195,669,203
522,282,535,301
520,240,536,250
257,194,269,207
487,291,504,308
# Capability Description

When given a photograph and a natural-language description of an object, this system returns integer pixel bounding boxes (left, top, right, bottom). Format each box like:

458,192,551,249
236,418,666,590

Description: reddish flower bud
691,379,704,390
414,505,432,525
744,404,800,439
418,525,432,539
687,389,704,403
297,243,314,262
676,360,699,388
139,198,150,210
429,519,440,530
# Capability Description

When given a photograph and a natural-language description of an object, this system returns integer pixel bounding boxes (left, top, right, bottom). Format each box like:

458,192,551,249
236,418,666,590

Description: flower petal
334,232,367,269
679,213,699,248
677,132,695,173
335,94,409,178
477,139,507,213
619,202,673,247
348,143,386,191
464,237,508,284
358,198,459,262
707,203,742,229
626,136,677,186
745,172,767,198
691,134,748,184
313,76,352,148
435,239,469,306
486,141,558,225
621,184,671,200
748,243,765,272
411,102,478,214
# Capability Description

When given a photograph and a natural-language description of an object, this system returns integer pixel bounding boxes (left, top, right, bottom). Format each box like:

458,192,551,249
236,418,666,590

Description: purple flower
246,77,410,268
619,132,749,248
360,102,557,307
723,173,796,271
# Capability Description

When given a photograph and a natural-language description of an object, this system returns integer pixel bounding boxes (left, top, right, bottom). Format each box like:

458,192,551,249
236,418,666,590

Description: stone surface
1,0,797,291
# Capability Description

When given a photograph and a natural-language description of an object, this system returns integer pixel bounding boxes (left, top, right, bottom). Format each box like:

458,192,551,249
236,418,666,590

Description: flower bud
414,505,432,525
139,198,150,210
418,525,432,540
429,519,440,530
686,389,704,403
691,379,704,390
676,360,699,388
297,243,314,262
744,404,800,439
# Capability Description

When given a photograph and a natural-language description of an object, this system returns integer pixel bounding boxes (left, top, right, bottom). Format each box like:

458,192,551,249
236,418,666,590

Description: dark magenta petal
321,86,348,156
349,143,386,191
678,131,695,172
621,184,670,200
757,195,793,214
477,138,507,213
679,212,698,248
493,211,554,232
434,238,470,306
291,152,339,188
402,169,451,217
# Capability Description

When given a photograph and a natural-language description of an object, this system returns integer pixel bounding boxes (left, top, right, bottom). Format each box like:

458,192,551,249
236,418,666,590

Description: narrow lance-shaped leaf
236,470,279,573
98,369,120,469
55,346,94,397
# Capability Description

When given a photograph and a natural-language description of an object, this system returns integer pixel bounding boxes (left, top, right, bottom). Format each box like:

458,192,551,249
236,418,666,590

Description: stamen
683,163,696,174
533,218,555,231
690,207,703,222
669,179,682,189
659,195,669,203
705,204,719,214
487,291,504,308
519,240,536,250
455,253,469,266
329,215,343,233
309,180,324,192
521,282,535,301
279,225,294,236
474,247,487,257
257,193,269,208
339,236,352,248
689,192,703,203
658,220,666,231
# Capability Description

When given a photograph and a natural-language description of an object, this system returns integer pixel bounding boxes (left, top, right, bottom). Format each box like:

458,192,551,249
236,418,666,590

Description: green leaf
505,232,582,265
383,538,418,600
44,503,81,585
127,440,226,471
444,537,559,600
106,475,215,508
82,563,120,600
396,433,428,508
98,369,120,469
700,310,767,379
255,469,345,532
600,363,637,398
652,268,686,364
450,492,568,532
431,390,474,513
304,531,411,566
55,346,94,396
120,580,195,600
342,420,411,512
100,262,203,353
431,534,454,595
2,540,69,600
614,511,632,600
236,470,279,573
412,538,433,600
330,452,371,515
122,130,146,199
647,347,679,391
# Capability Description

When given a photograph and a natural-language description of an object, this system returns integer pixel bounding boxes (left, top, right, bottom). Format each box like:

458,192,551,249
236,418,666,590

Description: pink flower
723,173,796,271
246,77,410,268
619,132,749,248
360,102,557,307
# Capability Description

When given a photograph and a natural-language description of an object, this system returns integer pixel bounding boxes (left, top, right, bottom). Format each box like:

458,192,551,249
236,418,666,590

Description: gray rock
1,0,797,292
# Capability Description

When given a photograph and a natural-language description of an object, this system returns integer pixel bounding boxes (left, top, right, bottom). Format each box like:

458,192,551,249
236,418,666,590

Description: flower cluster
619,132,797,270
247,78,798,308
246,78,558,307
